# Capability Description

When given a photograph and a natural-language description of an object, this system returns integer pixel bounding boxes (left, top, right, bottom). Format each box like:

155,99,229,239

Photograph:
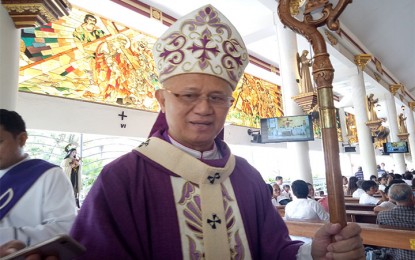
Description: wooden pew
276,203,377,223
345,203,375,211
344,197,359,203
284,219,415,251
346,210,377,224
275,205,285,217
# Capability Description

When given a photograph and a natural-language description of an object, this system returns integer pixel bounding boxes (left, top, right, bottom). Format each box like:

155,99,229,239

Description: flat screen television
383,141,409,153
260,115,314,143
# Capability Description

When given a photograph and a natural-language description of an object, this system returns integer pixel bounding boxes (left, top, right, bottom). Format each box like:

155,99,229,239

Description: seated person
271,183,281,206
369,175,378,183
377,183,415,259
377,176,387,192
373,179,405,213
386,172,395,186
306,182,315,199
0,110,77,249
359,180,386,205
342,176,349,195
277,184,292,205
282,184,293,199
352,180,365,198
403,171,413,186
346,176,358,196
285,180,329,221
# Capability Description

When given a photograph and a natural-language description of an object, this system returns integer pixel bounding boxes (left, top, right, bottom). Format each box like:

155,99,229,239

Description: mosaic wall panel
18,8,283,128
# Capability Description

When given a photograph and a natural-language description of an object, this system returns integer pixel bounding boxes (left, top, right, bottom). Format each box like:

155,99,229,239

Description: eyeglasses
164,89,234,107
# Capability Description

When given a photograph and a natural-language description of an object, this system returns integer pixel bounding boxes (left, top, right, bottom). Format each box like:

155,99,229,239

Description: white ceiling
69,0,415,114
341,0,415,95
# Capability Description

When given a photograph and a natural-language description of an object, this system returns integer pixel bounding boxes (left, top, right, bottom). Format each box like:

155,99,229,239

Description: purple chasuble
70,131,302,259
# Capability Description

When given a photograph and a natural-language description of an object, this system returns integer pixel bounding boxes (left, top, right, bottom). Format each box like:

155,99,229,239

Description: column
351,55,377,179
275,15,313,183
0,5,20,110
407,102,415,169
385,90,406,174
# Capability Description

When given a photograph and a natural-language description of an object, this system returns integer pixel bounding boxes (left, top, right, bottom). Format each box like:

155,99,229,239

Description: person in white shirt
0,109,77,250
403,171,413,186
352,180,365,198
285,180,329,221
359,180,386,205
278,184,292,205
307,182,315,199
271,183,281,207
377,176,387,192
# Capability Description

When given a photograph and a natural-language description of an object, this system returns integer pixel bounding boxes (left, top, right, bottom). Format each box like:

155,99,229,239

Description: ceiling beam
1,0,71,28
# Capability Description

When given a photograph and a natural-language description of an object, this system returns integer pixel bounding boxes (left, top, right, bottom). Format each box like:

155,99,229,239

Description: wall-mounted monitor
260,115,314,143
383,141,409,153
344,146,356,153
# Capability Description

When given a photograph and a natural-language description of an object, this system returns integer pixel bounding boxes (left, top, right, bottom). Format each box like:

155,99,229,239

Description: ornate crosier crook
278,0,352,227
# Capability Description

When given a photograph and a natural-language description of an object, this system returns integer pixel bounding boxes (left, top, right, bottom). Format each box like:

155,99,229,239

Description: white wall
18,92,391,180
17,92,158,138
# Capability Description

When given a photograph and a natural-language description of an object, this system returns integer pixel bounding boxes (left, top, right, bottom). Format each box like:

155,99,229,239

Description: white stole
135,137,235,260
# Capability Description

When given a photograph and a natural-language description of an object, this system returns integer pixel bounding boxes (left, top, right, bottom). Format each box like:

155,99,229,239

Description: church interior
1,0,415,257
1,0,414,186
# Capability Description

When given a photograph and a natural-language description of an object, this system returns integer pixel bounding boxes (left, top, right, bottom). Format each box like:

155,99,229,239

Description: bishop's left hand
311,222,365,259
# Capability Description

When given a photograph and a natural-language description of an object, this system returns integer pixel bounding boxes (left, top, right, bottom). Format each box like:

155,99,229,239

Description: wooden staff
278,0,352,227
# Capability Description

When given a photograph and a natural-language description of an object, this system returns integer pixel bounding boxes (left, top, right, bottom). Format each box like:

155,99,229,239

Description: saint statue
398,113,408,133
367,94,379,121
61,145,82,208
296,50,314,94
345,113,356,136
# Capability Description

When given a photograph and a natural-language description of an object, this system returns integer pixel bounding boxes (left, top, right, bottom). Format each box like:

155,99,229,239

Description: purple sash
0,159,57,220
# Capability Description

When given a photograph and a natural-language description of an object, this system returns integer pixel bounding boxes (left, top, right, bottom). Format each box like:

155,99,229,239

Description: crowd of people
1,4,413,260
270,169,414,259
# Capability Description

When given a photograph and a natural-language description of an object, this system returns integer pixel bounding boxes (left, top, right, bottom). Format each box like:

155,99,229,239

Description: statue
61,144,82,208
398,113,408,133
367,94,379,121
345,113,356,136
296,50,314,94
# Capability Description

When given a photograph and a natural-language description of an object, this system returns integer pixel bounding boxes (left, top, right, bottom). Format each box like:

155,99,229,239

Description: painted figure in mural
367,94,379,121
297,50,314,94
61,145,82,208
73,14,105,43
232,76,281,127
398,113,408,133
93,34,139,105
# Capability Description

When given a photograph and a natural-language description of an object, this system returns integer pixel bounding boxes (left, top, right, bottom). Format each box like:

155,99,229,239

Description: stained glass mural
229,74,283,128
18,7,283,128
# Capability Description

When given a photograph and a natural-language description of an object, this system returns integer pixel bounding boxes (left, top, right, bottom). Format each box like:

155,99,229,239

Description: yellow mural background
18,8,284,128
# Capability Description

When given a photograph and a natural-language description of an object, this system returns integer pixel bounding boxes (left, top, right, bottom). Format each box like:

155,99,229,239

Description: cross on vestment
207,214,221,229
207,173,221,184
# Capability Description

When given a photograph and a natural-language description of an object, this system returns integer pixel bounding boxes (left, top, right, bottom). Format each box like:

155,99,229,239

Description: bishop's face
156,74,233,152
